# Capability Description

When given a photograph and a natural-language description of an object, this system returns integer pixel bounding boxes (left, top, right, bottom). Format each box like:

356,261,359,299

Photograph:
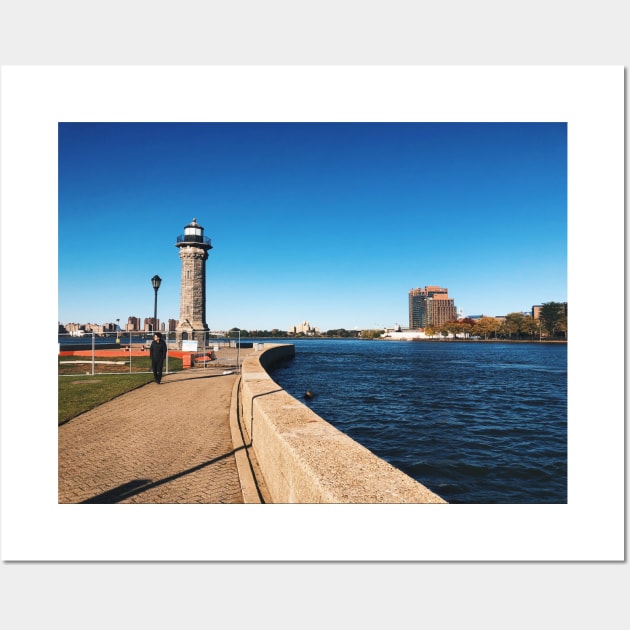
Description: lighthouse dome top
185,217,202,231
176,217,212,249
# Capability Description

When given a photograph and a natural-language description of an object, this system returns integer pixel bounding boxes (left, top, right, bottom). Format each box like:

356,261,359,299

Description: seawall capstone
239,343,447,504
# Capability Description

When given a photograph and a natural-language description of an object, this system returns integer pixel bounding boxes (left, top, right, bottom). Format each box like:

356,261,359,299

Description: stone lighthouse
175,218,212,347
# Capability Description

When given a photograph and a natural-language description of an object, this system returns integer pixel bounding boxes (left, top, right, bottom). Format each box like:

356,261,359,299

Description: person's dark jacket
150,338,167,362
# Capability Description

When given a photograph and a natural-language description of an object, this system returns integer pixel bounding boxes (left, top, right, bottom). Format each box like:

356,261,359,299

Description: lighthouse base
175,323,210,350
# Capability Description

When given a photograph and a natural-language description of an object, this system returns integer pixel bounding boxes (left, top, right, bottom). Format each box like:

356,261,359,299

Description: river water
266,338,567,504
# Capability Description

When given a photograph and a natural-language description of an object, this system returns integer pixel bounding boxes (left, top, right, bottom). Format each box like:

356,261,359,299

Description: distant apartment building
60,322,110,334
289,320,320,335
143,317,159,332
409,286,457,329
63,322,85,334
124,316,177,332
126,316,141,332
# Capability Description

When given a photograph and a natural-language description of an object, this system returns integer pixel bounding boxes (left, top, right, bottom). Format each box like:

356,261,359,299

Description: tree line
425,301,567,341
225,327,363,338
224,302,567,341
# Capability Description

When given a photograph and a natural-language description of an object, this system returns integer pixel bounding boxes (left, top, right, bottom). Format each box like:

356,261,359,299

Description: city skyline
59,295,558,334
58,122,567,331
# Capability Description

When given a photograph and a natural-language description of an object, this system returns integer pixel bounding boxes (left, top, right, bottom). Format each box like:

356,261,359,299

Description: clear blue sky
58,122,567,331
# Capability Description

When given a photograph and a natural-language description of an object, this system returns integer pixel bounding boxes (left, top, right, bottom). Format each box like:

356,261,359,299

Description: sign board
182,340,198,352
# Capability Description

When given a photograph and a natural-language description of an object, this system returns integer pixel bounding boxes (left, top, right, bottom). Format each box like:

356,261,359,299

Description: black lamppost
151,275,162,332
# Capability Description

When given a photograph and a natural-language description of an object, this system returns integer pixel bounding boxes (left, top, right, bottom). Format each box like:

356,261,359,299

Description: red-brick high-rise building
409,286,457,329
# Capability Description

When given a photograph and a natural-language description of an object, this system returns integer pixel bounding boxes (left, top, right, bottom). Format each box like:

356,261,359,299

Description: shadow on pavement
80,446,247,504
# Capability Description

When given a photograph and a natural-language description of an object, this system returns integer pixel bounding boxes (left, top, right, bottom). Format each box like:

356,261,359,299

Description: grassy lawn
58,357,183,425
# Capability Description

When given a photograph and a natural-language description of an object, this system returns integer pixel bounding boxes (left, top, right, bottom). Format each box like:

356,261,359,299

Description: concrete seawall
239,343,447,503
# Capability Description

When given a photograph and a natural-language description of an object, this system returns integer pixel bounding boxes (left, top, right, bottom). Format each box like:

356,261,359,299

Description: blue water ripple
268,339,567,504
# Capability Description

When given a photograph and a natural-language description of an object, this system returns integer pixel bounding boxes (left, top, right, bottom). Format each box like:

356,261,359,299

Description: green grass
58,356,183,425
58,373,157,425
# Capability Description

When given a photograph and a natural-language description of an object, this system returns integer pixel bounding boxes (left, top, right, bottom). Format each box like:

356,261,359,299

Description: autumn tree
504,312,525,340
360,329,383,339
472,317,501,340
446,320,463,338
458,317,475,339
519,315,539,339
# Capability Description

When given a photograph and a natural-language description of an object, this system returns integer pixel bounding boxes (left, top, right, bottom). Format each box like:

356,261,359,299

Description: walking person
150,332,167,384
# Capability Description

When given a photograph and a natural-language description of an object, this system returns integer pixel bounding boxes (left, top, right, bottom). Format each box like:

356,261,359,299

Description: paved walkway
58,367,265,504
